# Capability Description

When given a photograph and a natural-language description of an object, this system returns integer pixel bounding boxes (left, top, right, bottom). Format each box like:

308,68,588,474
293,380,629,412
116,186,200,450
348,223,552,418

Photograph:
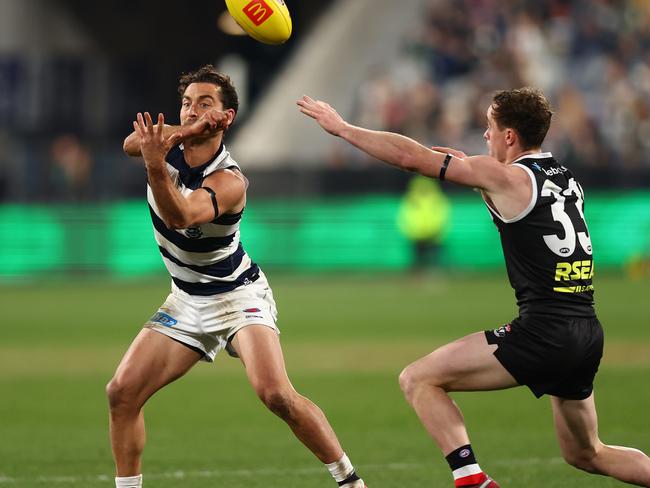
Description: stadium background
1,1,649,487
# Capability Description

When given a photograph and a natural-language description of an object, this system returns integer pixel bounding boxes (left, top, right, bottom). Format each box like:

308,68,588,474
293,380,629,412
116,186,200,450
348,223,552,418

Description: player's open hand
134,112,182,169
297,95,346,136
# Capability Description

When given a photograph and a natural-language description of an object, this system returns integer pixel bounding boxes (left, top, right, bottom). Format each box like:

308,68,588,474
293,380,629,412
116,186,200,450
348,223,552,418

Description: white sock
325,453,357,483
115,474,142,488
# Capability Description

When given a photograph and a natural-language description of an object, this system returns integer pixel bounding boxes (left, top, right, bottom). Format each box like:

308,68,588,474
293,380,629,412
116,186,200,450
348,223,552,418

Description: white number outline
541,178,592,257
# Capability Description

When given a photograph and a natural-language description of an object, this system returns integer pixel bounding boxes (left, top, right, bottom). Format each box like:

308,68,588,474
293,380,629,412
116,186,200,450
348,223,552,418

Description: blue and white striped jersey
147,143,260,296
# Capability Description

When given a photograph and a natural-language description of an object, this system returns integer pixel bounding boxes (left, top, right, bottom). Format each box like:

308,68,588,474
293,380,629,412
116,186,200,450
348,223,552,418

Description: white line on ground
0,457,565,484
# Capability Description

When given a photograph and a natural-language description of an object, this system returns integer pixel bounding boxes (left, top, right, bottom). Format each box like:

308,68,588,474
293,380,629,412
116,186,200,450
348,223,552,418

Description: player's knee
106,376,137,411
257,385,295,420
562,447,599,474
399,365,423,402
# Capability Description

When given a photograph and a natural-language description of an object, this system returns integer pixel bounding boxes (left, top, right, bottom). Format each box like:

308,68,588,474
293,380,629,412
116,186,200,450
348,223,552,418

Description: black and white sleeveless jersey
147,143,260,296
484,152,595,317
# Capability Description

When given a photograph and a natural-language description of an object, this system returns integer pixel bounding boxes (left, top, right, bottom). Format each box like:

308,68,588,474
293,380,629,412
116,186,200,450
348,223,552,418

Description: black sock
446,444,488,486
446,444,478,471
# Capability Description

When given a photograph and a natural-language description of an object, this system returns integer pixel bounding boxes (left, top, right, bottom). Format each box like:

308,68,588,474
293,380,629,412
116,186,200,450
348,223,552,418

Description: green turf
1,273,648,487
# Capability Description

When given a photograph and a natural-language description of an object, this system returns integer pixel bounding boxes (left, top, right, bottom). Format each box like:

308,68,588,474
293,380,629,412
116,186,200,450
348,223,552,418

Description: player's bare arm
123,108,231,157
134,111,244,229
430,146,467,159
297,95,531,218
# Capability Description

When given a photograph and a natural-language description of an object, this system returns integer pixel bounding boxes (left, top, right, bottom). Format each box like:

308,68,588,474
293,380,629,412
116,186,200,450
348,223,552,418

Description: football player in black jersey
298,88,650,488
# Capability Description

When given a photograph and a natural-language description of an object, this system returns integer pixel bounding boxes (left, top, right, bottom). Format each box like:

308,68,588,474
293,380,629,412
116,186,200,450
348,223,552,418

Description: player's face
484,105,507,162
180,82,224,125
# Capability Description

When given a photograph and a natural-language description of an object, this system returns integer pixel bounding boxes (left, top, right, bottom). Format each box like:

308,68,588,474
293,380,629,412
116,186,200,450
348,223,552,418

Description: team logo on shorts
493,324,512,338
149,311,178,327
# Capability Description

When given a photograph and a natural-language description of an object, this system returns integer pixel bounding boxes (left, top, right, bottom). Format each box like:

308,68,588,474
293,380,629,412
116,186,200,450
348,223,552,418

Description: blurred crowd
340,0,650,169
2,0,650,203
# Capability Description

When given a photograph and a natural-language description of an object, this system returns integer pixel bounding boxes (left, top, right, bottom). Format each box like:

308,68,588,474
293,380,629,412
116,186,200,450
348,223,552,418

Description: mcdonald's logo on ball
225,0,292,44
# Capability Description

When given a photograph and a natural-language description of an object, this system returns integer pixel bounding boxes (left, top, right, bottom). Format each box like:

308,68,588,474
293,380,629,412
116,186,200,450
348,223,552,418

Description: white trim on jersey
512,151,553,163
484,155,547,224
504,163,538,223
177,143,233,178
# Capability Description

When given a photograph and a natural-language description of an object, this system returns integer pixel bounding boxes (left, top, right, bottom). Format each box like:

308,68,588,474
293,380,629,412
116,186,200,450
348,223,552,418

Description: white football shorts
144,271,279,362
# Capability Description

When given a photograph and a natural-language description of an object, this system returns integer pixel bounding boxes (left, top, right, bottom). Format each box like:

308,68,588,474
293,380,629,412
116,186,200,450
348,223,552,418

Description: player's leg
106,329,202,479
551,393,650,486
230,324,365,487
399,331,518,487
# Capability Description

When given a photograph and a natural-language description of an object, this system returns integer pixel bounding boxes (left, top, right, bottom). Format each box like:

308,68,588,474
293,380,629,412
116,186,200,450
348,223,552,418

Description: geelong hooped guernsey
485,152,596,317
147,143,260,296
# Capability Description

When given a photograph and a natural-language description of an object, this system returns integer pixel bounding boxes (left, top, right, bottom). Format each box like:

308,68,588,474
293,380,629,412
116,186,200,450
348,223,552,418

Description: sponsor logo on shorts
243,308,264,319
493,324,511,338
149,311,177,327
459,448,471,458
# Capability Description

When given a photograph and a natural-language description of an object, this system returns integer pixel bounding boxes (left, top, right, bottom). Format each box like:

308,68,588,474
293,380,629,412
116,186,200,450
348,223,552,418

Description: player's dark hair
491,87,552,149
178,64,239,114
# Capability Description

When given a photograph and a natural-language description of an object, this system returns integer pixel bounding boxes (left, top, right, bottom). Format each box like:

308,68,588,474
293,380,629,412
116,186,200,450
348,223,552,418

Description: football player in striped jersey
107,65,366,488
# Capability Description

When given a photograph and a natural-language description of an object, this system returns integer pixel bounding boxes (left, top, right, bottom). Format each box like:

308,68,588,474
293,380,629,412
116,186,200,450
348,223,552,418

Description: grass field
1,272,649,487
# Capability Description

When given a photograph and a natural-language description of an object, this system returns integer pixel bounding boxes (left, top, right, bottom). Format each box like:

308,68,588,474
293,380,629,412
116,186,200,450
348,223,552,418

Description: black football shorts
485,314,604,400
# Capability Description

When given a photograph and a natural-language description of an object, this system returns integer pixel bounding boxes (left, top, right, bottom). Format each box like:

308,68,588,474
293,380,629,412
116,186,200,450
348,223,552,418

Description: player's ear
505,128,517,147
225,108,236,129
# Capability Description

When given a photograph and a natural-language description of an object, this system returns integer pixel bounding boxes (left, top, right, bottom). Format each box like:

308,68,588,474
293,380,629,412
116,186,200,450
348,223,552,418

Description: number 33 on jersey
486,153,596,317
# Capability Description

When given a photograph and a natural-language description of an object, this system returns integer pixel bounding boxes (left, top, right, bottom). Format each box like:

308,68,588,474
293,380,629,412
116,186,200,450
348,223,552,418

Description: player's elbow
164,211,201,230
122,135,141,157
164,216,192,230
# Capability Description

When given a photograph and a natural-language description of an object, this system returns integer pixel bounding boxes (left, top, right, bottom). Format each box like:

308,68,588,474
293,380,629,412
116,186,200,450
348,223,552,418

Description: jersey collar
512,151,553,164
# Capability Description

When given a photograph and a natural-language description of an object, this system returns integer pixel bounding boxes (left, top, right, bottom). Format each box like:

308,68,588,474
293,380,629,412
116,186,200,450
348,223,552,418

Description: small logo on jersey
459,449,471,458
243,308,261,313
532,163,542,172
493,324,512,338
542,166,567,176
149,312,177,328
559,247,570,254
185,227,203,239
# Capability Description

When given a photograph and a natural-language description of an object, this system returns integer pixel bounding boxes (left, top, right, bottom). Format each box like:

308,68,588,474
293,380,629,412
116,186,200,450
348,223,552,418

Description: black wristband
439,153,452,181
201,187,219,220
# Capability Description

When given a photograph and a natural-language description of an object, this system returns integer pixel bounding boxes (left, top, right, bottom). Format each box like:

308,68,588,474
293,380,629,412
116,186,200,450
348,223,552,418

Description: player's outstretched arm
297,95,511,192
123,108,231,157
